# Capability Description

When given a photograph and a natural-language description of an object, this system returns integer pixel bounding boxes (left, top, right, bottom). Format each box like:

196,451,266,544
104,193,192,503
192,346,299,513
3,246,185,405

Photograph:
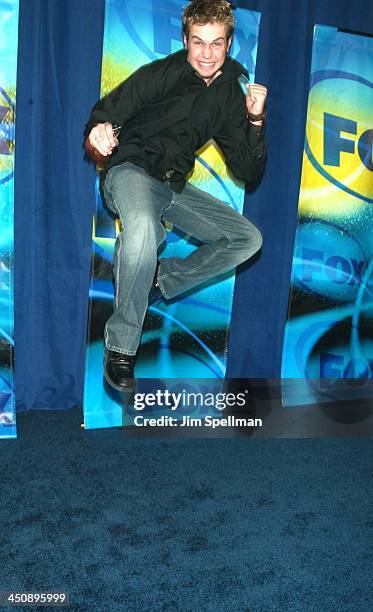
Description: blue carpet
1,407,372,611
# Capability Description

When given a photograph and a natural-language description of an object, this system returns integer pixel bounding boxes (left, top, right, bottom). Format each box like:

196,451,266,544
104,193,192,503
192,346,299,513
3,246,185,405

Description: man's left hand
246,83,267,124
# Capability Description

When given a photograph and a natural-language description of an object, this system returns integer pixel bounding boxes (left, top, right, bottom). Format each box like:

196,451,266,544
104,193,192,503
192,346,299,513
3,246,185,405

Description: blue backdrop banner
83,0,261,429
0,0,18,438
281,25,373,407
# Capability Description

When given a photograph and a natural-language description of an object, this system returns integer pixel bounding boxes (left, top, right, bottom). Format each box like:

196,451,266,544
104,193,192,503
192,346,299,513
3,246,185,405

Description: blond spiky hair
182,0,235,40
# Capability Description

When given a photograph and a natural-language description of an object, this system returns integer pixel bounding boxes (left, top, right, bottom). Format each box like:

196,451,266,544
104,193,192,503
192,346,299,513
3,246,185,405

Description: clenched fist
245,83,267,124
85,122,119,165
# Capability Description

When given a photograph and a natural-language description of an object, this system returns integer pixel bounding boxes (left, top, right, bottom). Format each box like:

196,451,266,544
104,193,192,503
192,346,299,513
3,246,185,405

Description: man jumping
84,0,267,391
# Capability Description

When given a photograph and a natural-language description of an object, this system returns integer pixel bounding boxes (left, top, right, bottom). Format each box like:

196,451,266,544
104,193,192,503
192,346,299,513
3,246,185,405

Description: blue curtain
14,0,104,410
14,0,373,410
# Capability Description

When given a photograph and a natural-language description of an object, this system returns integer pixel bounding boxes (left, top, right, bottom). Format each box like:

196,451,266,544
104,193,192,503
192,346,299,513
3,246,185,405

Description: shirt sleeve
83,61,162,140
214,87,267,185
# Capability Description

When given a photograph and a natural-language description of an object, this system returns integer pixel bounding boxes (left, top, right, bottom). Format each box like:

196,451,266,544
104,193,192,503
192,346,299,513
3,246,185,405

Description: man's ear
227,36,232,52
183,33,188,49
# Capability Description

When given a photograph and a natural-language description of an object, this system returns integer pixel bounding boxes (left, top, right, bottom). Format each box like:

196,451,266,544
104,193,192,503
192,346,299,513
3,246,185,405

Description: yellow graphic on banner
300,78,372,219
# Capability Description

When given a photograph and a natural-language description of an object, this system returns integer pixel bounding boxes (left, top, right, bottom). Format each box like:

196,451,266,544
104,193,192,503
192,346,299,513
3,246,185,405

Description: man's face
183,21,232,83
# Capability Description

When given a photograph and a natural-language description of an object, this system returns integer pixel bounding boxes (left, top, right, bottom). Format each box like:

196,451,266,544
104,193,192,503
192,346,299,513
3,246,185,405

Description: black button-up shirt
84,49,267,193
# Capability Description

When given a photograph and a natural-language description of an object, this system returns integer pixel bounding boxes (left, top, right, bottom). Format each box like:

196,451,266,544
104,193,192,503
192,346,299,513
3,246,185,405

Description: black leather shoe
104,349,136,392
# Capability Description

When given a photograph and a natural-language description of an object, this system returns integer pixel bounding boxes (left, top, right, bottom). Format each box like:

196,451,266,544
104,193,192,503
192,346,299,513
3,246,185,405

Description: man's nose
202,44,213,58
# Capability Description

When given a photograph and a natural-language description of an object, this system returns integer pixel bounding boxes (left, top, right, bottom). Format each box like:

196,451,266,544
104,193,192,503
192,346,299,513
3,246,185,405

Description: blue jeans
102,162,262,355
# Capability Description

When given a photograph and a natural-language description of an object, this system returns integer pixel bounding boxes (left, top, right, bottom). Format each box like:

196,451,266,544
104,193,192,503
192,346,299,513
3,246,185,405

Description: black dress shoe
104,349,136,392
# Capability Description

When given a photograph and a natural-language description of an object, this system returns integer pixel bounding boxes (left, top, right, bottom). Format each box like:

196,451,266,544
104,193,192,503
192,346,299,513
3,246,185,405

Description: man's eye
213,42,222,47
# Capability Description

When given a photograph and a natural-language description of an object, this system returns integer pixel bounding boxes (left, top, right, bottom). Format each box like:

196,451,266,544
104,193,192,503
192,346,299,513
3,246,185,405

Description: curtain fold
14,0,105,410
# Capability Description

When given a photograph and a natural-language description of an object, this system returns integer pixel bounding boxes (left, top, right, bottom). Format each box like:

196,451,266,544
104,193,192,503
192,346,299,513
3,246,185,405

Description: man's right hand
85,122,119,164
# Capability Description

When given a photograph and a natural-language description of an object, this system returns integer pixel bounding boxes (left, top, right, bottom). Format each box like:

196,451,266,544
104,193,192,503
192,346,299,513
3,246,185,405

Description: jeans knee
123,213,166,249
234,222,262,262
249,225,263,253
